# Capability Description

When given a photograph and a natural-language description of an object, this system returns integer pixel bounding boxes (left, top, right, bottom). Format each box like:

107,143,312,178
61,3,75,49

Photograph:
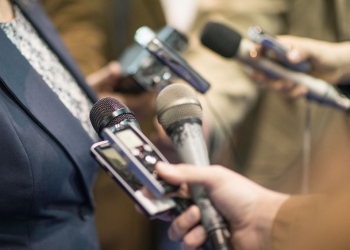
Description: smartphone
248,26,311,73
91,140,191,218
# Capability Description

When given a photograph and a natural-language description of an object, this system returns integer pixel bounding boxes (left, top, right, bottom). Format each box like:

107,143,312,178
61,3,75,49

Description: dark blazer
0,0,100,249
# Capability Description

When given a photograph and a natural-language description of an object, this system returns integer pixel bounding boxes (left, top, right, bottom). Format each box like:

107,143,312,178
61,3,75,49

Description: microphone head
134,26,157,48
156,84,202,130
90,97,137,134
200,22,242,58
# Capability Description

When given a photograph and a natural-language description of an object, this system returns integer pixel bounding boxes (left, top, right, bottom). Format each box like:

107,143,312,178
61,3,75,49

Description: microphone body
167,119,209,165
134,26,211,94
169,120,231,250
89,97,179,199
201,22,350,112
157,84,232,250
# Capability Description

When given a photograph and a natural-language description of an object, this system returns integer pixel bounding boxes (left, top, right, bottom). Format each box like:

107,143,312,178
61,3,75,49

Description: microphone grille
89,97,136,133
156,84,202,130
200,22,242,58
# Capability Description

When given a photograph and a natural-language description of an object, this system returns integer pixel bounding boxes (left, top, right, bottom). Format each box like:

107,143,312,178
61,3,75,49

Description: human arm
86,61,157,121
155,162,289,250
253,36,350,97
157,161,350,250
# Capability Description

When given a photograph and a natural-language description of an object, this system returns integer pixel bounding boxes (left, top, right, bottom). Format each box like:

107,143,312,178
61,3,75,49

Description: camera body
116,26,188,93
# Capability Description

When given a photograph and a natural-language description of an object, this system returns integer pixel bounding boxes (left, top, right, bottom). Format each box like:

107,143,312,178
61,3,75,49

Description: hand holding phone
248,26,311,73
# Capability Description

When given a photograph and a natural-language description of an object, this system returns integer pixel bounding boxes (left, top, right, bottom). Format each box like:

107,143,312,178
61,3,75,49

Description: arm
253,36,350,97
157,162,350,250
156,162,288,250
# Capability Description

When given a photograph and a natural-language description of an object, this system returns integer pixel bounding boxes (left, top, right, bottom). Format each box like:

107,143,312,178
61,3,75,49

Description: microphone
90,97,179,199
90,97,140,135
156,84,232,250
200,22,350,112
134,26,211,94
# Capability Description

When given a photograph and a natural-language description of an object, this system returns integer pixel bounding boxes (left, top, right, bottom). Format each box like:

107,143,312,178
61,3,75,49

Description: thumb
286,48,307,64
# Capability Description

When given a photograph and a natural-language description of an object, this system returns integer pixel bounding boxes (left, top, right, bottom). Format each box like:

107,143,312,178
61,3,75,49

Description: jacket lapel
0,1,99,202
14,0,98,102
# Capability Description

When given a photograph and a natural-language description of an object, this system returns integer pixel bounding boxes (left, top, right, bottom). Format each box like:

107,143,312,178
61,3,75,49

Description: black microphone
90,97,140,135
90,97,179,199
200,22,350,112
156,84,232,250
134,26,211,94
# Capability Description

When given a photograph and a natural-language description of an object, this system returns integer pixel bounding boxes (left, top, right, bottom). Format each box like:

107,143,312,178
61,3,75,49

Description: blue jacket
0,0,100,249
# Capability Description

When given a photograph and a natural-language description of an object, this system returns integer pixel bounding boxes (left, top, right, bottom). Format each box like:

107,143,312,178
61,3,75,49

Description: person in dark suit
0,0,102,249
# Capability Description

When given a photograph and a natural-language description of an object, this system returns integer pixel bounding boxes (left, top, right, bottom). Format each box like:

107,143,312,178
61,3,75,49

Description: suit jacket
0,0,100,249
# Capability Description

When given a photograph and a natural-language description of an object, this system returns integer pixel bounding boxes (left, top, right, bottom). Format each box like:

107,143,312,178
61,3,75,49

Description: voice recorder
99,122,179,199
91,140,190,218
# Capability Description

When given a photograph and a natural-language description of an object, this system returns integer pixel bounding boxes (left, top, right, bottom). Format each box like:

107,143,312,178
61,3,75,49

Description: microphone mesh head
200,22,242,58
89,97,136,133
156,84,202,130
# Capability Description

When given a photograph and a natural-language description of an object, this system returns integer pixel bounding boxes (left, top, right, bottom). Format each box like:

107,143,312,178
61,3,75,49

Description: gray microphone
200,22,350,112
156,84,232,250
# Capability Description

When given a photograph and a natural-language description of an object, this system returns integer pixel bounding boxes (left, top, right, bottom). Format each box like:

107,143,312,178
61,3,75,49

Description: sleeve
40,0,107,76
272,188,350,250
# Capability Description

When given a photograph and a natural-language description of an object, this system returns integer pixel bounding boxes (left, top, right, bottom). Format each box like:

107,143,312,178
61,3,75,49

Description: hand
86,61,157,121
155,162,289,250
251,36,350,98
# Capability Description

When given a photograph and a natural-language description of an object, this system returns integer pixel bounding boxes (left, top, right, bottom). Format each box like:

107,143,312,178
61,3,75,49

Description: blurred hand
155,162,289,250
87,61,157,121
251,36,350,98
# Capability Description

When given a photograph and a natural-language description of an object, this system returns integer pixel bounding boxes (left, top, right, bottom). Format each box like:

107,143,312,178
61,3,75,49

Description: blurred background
39,0,350,249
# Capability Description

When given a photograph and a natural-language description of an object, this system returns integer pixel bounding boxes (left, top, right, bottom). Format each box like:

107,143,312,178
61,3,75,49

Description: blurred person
161,34,350,250
230,0,350,194
161,0,350,198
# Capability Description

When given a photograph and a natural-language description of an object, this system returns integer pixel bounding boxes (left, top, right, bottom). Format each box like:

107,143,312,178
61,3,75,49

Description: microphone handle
168,121,232,250
237,39,350,112
146,38,211,94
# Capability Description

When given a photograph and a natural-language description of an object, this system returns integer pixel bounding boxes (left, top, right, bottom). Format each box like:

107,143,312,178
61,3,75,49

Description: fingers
182,226,207,250
252,71,308,98
168,205,203,241
286,85,308,98
286,48,306,64
86,61,121,90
